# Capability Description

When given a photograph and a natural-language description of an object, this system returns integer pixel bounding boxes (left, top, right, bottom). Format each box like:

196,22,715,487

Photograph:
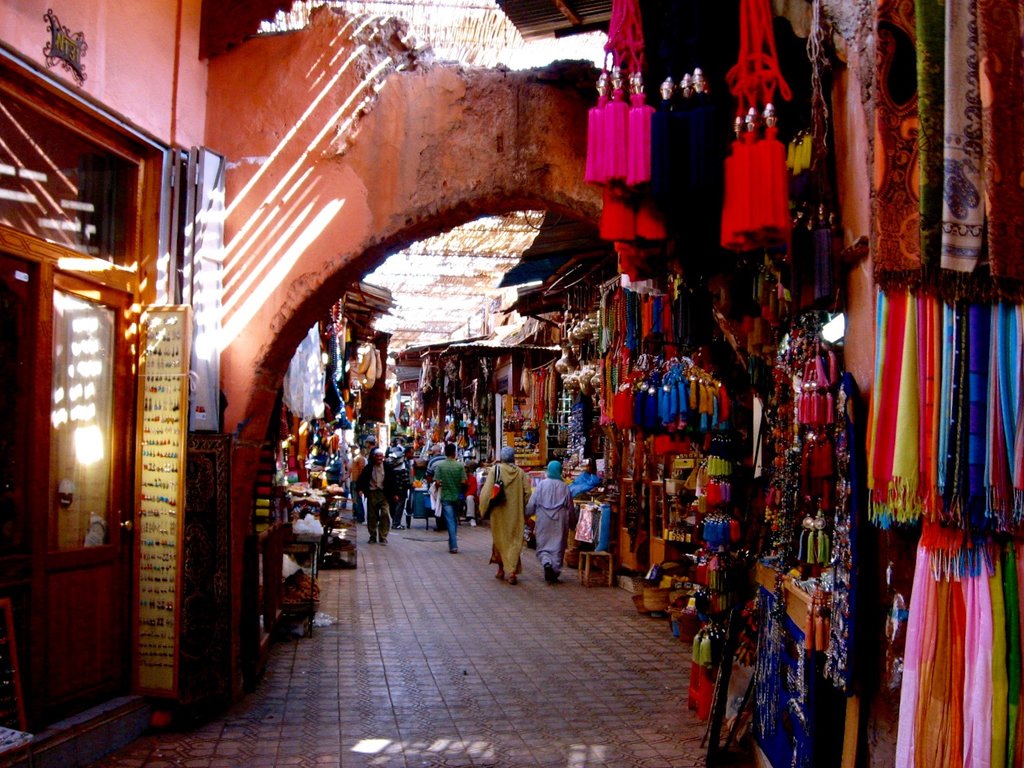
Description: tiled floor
90,520,748,767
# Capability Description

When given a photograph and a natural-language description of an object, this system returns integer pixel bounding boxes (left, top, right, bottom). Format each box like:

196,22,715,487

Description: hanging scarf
895,544,935,768
991,555,1008,768
937,300,955,497
913,577,965,768
961,569,994,768
918,294,942,518
978,0,1024,288
939,0,985,278
966,303,991,532
988,304,1019,530
1006,545,1022,766
868,289,922,525
915,0,944,271
943,303,970,527
873,0,922,285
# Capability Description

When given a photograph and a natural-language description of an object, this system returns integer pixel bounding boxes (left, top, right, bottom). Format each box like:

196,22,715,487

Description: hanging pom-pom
585,71,611,185
626,71,654,187
603,66,630,183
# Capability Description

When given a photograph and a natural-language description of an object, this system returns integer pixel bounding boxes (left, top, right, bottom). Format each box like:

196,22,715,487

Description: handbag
490,465,505,503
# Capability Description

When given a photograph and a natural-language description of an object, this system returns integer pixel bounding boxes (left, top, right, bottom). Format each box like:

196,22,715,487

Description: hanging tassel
721,113,755,251
687,70,712,203
650,77,677,203
813,205,836,304
603,66,630,183
750,103,790,247
585,71,611,184
626,71,654,187
600,187,636,241
635,195,666,240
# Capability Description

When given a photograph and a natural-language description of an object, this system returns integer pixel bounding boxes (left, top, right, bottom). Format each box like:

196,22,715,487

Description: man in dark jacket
389,445,413,530
356,448,399,544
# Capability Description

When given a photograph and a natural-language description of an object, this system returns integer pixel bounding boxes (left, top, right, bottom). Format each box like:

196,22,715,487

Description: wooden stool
578,550,614,587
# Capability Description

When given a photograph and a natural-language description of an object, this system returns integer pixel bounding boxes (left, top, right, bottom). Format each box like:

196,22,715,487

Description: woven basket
642,586,671,613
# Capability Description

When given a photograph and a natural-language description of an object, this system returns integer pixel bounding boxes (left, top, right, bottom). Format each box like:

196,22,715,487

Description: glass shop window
49,290,116,550
0,92,137,263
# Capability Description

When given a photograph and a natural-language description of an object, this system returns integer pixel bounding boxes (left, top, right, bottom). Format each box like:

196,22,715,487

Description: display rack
133,305,191,698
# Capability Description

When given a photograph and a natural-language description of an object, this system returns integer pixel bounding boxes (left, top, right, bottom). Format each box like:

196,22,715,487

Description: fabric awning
497,254,572,288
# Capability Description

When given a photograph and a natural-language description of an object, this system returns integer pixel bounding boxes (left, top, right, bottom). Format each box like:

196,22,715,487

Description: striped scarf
868,289,922,525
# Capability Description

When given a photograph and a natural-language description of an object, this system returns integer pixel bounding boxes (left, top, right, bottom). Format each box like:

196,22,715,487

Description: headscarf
500,446,516,463
546,461,562,479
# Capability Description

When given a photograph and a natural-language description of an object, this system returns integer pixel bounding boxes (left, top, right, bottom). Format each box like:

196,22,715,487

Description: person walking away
350,446,367,523
390,445,413,529
528,461,575,584
357,448,398,544
432,443,466,553
479,447,530,584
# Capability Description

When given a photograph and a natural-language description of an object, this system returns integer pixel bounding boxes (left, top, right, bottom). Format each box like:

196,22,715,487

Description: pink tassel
603,67,630,183
626,72,654,187
585,72,610,185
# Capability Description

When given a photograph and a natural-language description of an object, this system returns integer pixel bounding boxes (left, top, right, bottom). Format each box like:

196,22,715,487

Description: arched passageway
204,7,601,687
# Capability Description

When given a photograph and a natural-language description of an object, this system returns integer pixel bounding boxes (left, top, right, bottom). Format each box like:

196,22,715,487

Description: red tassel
626,72,654,187
720,116,750,250
585,72,610,185
752,104,790,246
603,67,630,183
634,195,665,240
601,187,635,241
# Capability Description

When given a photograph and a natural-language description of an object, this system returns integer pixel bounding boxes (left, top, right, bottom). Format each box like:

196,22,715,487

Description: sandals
495,569,505,580
507,574,518,585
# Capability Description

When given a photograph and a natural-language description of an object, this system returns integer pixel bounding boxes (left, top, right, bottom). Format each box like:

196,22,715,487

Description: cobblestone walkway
91,521,743,767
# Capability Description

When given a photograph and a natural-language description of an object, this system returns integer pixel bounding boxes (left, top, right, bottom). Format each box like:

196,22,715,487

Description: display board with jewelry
134,306,191,696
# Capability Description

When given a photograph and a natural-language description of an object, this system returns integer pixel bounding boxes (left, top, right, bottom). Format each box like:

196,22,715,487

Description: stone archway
205,8,601,685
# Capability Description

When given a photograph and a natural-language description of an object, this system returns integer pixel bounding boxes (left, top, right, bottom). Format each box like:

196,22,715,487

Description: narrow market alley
88,522,726,768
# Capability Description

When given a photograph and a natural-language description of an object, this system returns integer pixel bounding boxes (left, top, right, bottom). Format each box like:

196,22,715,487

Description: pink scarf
962,570,993,767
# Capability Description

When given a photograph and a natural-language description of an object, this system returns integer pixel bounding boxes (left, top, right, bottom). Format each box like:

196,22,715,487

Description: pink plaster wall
0,0,207,146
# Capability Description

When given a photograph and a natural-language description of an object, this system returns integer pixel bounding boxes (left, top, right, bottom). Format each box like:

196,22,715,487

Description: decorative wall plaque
43,9,87,86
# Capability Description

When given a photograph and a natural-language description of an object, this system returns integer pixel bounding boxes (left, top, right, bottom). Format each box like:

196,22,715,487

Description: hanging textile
915,0,944,269
872,0,921,284
867,289,922,525
939,0,985,278
894,544,933,767
720,0,792,252
978,0,1024,287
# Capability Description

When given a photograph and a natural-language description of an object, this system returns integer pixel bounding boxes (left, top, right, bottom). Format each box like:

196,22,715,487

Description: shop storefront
0,52,165,725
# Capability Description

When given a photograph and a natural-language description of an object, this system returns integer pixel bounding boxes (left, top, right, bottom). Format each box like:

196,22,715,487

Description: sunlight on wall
220,198,346,349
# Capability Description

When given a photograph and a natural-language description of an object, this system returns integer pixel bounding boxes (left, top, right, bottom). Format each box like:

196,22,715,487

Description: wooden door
43,275,135,716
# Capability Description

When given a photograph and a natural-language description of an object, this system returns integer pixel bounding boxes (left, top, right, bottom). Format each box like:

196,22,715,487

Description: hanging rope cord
604,0,645,74
724,0,792,114
808,0,832,197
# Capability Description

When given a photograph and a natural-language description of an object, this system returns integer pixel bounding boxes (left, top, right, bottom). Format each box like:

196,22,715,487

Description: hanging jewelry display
754,576,785,739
